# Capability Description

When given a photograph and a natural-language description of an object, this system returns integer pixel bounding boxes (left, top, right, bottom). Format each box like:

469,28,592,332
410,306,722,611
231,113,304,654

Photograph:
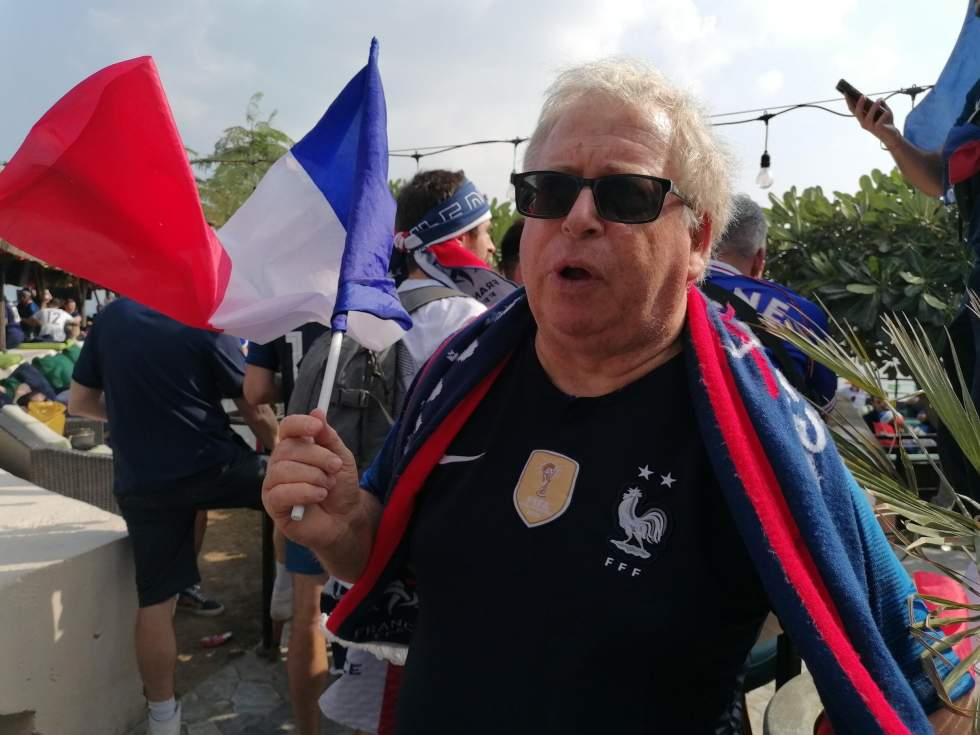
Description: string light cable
0,85,934,175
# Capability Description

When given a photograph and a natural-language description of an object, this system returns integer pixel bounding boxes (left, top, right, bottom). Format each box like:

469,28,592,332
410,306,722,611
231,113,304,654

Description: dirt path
173,507,269,695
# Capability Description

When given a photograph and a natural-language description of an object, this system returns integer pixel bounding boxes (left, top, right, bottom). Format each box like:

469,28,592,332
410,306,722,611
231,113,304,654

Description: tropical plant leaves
765,169,971,361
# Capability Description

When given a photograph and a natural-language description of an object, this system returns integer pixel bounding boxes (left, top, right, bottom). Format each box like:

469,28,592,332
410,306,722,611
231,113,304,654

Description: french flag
903,1,980,152
0,39,410,351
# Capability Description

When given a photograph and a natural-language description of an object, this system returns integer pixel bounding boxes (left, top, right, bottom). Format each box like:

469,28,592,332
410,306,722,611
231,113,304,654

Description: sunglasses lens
515,173,580,218
596,176,664,223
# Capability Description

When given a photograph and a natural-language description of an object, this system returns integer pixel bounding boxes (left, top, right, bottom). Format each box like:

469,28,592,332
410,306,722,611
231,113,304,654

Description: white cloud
756,69,785,96
550,0,648,60
747,0,858,43
830,23,902,90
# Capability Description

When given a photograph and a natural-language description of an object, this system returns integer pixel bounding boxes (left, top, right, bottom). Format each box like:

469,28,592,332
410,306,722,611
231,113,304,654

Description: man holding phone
847,4,980,500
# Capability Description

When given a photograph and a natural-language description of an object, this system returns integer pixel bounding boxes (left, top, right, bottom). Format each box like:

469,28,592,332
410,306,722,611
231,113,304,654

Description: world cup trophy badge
513,450,579,527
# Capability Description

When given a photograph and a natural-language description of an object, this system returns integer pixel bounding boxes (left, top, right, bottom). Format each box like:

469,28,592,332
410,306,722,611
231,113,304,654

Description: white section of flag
210,152,405,349
211,153,344,343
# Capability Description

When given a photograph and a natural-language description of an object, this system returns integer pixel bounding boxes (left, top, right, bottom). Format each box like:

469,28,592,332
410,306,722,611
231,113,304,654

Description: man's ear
751,248,766,279
687,214,712,284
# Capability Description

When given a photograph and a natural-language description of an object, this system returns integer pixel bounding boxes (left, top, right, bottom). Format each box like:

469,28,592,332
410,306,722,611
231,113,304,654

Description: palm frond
881,314,980,478
761,314,885,398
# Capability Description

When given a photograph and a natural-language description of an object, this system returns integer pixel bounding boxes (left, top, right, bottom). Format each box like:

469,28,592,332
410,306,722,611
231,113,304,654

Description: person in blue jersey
848,4,980,500
705,194,837,411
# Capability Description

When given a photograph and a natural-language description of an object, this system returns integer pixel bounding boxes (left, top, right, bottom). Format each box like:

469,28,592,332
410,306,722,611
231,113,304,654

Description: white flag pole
291,329,346,522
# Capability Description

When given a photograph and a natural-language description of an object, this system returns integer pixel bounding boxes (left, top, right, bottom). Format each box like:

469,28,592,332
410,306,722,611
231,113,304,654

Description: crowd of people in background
5,286,92,347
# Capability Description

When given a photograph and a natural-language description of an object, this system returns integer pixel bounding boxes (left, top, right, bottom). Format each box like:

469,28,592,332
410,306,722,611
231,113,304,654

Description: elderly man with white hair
264,59,972,734
704,194,837,411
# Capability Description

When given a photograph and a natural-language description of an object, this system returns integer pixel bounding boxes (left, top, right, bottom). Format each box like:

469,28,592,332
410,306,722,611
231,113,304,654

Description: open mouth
559,266,592,281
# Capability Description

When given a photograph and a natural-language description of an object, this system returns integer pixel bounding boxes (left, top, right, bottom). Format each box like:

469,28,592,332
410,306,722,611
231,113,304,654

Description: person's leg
136,596,178,700
193,510,207,555
288,566,329,735
177,509,224,616
191,450,266,512
117,496,199,732
270,527,292,646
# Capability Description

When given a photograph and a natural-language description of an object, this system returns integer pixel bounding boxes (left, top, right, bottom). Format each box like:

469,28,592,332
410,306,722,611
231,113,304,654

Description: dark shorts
117,451,267,607
285,538,325,576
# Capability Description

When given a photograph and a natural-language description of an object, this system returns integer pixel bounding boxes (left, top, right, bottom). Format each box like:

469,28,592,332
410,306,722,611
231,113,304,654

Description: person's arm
243,364,280,406
65,312,81,340
262,411,382,582
848,95,944,197
68,380,107,420
233,397,278,453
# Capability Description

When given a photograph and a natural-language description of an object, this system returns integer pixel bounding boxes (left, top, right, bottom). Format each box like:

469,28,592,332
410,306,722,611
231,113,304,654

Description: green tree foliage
389,178,405,200
192,93,293,227
765,168,972,358
488,197,520,252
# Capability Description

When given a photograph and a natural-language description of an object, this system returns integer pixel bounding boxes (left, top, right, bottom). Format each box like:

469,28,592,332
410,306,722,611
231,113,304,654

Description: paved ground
124,634,775,735
126,629,355,735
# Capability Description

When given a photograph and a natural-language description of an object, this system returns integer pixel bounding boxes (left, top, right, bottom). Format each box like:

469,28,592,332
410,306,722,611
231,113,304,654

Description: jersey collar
707,259,743,277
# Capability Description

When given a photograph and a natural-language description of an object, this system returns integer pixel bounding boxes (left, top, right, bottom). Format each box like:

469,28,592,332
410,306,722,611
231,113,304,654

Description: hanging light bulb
755,113,774,189
756,151,773,189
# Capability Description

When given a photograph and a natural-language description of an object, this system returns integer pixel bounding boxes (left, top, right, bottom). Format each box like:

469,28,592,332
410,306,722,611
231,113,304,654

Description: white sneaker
147,701,181,735
270,568,293,622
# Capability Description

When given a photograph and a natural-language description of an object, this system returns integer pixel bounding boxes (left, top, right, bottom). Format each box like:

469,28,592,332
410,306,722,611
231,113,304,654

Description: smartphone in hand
836,79,885,122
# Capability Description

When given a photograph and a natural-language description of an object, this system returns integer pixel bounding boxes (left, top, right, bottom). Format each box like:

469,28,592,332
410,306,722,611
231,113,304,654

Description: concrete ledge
0,471,143,735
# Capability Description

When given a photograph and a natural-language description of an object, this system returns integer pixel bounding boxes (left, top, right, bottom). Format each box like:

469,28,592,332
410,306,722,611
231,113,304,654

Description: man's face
460,220,496,265
521,98,709,354
17,292,29,304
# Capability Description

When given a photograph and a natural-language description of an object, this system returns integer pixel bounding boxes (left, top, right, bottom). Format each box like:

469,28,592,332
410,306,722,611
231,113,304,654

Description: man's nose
561,186,603,238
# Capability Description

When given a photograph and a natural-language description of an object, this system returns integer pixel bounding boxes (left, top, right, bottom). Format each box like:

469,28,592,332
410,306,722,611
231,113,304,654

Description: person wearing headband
390,170,501,394
393,170,516,307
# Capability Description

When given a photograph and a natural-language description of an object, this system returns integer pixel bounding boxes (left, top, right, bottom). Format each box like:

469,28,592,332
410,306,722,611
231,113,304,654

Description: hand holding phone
836,78,886,122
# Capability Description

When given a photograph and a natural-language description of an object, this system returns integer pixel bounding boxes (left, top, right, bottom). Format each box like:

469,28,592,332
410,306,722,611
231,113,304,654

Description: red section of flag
0,57,229,328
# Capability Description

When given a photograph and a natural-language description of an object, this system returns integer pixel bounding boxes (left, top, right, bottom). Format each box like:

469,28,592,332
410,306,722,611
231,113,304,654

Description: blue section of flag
290,39,410,334
903,2,980,152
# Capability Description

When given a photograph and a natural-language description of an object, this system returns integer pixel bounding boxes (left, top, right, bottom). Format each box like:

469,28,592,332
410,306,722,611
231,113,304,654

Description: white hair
716,194,769,260
523,57,733,246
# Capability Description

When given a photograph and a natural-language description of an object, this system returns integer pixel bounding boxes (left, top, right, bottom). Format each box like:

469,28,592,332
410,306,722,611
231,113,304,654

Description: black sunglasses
510,170,690,224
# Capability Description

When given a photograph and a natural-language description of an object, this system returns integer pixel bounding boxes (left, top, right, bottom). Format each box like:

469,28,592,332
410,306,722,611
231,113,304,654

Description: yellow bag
27,400,66,436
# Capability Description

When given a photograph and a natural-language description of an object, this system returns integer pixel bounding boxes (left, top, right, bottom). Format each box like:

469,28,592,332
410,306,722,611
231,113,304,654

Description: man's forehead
570,95,672,136
544,99,671,152
540,123,672,175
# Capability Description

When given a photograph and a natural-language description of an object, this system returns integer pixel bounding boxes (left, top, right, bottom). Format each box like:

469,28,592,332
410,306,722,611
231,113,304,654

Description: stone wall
0,472,143,735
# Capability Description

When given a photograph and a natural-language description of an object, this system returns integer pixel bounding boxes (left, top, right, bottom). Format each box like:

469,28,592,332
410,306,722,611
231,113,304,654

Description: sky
0,0,974,208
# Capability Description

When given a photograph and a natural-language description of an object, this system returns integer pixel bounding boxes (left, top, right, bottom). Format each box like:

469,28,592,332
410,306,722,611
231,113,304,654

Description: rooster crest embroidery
610,487,668,559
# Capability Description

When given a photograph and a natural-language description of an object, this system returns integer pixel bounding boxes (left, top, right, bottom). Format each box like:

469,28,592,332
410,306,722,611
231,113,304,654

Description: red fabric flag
0,57,228,328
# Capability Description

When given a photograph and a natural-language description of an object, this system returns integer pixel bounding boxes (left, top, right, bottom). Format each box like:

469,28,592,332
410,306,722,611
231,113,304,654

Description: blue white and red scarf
326,287,971,734
393,179,515,307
